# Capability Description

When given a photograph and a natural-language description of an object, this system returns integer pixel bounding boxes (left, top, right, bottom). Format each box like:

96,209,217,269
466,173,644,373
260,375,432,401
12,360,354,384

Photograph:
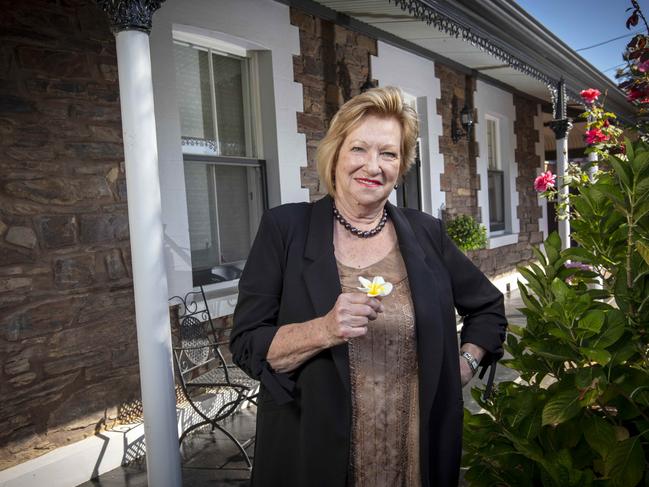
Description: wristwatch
460,351,480,375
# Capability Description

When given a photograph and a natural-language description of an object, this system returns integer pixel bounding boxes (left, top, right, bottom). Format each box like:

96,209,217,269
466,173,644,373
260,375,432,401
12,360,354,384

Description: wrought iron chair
170,286,258,468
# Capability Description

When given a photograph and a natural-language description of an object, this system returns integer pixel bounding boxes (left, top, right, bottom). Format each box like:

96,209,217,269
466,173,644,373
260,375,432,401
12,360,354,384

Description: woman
230,86,507,487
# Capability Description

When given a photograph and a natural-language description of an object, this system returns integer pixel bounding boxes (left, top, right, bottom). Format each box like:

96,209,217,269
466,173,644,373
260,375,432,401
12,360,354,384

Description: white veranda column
588,150,599,180
549,79,572,250
98,1,182,484
556,135,570,250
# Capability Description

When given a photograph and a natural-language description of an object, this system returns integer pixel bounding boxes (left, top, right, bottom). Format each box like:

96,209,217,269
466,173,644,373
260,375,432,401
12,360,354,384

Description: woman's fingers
340,293,384,313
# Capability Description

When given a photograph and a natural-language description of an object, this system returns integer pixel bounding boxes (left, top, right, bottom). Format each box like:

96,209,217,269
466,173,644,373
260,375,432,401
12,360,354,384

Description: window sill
487,233,518,249
199,280,240,318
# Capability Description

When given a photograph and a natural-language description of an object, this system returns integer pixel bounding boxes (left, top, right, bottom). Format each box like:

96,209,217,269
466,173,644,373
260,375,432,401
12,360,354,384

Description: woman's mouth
355,178,383,188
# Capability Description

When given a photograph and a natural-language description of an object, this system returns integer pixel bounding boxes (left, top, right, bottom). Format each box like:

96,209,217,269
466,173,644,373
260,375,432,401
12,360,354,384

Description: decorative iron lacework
95,0,165,34
181,136,217,152
389,0,582,104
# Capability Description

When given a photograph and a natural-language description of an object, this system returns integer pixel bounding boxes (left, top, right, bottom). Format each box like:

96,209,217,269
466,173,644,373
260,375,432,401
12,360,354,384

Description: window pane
212,54,247,157
487,119,499,170
214,165,258,262
488,170,505,232
174,43,215,140
184,163,219,270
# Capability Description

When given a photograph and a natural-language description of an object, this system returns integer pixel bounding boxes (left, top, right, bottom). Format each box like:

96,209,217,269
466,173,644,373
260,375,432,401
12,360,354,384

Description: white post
587,150,599,181
557,136,570,250
115,30,182,487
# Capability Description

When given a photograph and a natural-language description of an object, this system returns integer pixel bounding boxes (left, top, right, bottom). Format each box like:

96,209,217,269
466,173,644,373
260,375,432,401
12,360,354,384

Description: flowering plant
533,170,556,192
357,276,393,297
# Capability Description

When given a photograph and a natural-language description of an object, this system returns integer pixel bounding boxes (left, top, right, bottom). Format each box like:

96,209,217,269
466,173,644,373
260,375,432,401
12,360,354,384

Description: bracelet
460,351,479,374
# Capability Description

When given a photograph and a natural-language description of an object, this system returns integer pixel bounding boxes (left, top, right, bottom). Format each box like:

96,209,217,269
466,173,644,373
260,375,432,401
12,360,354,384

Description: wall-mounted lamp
360,76,376,93
451,96,474,143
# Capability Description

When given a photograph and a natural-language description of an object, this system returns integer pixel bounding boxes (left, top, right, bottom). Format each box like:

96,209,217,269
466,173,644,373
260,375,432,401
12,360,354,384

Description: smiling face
334,113,402,212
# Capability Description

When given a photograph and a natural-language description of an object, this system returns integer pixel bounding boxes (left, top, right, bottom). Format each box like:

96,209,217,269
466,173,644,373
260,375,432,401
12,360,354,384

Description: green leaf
542,388,582,426
583,415,617,459
605,436,645,487
508,324,524,336
529,340,574,361
532,245,548,267
624,138,635,162
519,282,542,312
589,310,625,350
579,347,612,366
518,266,546,299
637,240,649,266
578,310,605,333
563,247,595,263
634,200,649,221
630,146,649,175
551,278,571,302
608,155,633,189
546,231,562,252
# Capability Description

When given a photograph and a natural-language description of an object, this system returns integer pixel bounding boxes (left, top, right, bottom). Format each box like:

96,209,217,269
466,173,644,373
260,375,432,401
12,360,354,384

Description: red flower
580,88,601,104
585,128,609,145
534,171,556,192
627,85,649,102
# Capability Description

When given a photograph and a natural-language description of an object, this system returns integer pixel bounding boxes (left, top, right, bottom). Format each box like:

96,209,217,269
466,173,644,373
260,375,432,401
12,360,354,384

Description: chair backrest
169,287,231,384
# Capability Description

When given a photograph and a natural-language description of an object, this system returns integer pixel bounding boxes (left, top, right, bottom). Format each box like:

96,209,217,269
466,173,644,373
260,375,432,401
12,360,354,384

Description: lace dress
336,245,420,487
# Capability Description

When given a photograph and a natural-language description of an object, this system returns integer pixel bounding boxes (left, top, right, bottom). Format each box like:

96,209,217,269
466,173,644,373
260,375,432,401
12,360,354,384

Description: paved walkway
82,289,524,487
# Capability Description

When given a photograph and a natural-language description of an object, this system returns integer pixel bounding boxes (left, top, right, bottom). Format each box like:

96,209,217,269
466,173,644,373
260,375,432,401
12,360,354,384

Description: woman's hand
318,292,384,347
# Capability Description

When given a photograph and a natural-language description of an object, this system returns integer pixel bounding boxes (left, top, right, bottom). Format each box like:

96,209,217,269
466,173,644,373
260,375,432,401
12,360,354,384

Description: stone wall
435,64,542,276
435,64,480,220
0,0,139,469
290,7,377,201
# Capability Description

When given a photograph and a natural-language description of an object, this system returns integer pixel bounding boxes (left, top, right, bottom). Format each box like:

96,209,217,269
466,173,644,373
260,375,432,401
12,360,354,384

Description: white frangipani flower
357,276,393,297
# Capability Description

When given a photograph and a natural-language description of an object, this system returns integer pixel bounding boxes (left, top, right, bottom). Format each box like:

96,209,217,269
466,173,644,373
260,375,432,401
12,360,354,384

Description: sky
515,0,648,81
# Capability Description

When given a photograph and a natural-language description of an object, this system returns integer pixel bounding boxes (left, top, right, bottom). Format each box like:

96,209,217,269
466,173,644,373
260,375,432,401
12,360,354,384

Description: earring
394,184,398,190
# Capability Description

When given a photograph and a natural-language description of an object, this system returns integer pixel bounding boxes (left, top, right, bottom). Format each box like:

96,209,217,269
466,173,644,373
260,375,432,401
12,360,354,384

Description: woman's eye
381,152,398,159
351,146,364,152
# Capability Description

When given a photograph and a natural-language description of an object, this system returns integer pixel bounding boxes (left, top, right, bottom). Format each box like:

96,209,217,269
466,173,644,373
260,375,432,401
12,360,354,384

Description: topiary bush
445,214,487,252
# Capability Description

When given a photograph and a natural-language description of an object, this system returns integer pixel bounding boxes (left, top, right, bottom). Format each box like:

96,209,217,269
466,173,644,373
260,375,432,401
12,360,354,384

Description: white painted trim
488,233,519,249
474,80,519,239
371,41,445,218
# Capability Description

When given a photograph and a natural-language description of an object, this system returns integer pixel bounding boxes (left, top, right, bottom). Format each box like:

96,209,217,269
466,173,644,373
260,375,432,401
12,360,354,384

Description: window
174,40,266,286
486,118,505,233
396,139,422,210
396,93,422,210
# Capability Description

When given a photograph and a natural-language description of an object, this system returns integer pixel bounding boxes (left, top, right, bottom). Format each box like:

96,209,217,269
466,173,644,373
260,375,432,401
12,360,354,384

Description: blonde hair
316,86,419,196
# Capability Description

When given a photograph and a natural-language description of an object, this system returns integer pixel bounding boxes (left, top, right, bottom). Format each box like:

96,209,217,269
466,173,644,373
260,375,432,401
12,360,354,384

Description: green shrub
446,214,487,252
461,139,649,486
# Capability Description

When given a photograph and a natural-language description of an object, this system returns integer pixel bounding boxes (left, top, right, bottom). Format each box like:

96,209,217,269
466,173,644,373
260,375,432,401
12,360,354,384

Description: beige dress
336,245,421,487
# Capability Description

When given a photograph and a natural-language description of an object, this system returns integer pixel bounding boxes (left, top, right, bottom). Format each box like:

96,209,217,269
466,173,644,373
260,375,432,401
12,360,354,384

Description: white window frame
173,34,266,293
478,112,519,249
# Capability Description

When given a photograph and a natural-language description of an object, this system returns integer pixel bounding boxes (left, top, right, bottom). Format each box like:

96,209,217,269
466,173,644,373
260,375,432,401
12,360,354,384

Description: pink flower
638,60,649,73
534,171,556,192
585,128,609,145
580,88,601,104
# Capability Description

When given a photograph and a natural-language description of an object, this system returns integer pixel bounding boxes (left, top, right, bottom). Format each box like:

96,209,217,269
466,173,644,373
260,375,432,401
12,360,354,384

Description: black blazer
230,195,507,487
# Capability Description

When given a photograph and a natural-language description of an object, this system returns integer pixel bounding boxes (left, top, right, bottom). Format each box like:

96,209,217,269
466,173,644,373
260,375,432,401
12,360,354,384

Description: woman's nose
365,151,381,174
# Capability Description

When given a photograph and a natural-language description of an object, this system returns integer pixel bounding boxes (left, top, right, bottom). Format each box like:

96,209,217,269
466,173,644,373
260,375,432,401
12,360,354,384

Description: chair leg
178,419,210,445
211,422,253,469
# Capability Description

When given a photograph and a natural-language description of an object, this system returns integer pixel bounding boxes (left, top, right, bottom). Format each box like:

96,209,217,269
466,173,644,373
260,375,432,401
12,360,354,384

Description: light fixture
452,96,474,143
